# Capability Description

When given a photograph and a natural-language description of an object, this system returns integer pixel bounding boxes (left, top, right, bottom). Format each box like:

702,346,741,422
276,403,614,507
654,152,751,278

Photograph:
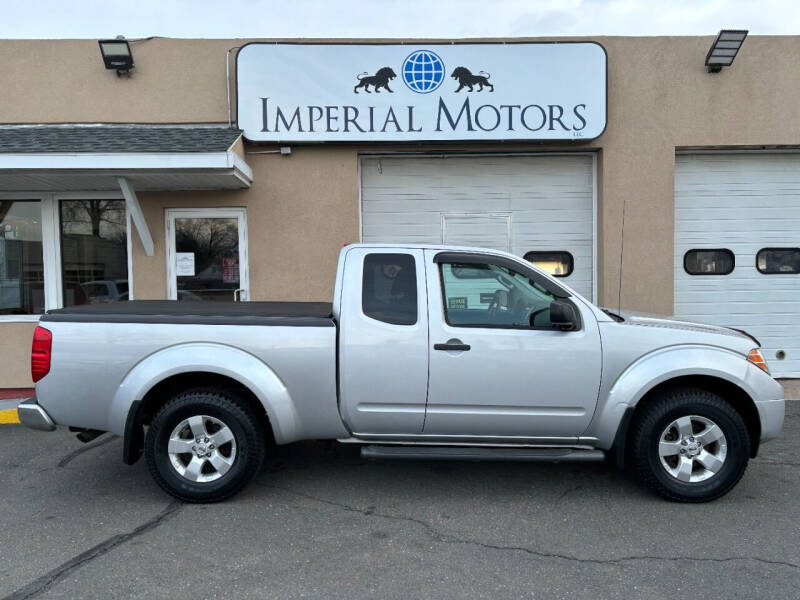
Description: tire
145,388,265,503
630,387,750,503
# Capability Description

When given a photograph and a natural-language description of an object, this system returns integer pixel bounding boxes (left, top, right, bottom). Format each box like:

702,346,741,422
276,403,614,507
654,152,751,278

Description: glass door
166,208,249,302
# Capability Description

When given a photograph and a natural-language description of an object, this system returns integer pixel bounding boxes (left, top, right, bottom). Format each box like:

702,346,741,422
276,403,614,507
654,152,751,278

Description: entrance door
423,249,601,440
166,208,249,302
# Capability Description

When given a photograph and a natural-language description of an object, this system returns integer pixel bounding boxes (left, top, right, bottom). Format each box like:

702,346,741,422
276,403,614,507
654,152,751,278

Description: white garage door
675,153,800,377
360,155,595,299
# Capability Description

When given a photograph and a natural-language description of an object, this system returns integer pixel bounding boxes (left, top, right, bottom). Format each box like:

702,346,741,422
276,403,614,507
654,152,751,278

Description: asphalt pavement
1,403,798,600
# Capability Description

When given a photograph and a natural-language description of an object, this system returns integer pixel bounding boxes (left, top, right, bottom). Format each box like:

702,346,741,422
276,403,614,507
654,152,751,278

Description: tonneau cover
41,300,334,327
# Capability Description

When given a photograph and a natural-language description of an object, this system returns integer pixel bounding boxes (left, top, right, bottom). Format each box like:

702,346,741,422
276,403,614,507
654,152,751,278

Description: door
338,247,429,435
423,250,601,439
166,208,249,302
360,154,595,299
675,154,800,377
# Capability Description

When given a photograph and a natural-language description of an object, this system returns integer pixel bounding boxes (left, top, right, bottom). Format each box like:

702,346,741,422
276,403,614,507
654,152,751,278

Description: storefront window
59,199,128,306
0,200,45,315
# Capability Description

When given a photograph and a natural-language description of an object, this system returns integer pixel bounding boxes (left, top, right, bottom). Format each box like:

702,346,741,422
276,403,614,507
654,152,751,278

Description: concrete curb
778,379,800,401
0,399,22,424
0,391,32,425
0,408,20,424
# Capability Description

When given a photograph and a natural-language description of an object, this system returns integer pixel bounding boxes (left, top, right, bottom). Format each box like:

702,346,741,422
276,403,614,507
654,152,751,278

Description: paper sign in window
176,253,195,276
222,257,240,284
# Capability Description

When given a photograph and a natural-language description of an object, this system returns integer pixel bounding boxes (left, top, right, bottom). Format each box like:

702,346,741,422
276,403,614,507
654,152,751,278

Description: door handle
434,341,471,351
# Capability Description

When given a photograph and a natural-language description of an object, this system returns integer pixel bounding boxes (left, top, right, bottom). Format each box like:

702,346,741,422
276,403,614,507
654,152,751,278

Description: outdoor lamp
705,29,748,73
98,37,134,75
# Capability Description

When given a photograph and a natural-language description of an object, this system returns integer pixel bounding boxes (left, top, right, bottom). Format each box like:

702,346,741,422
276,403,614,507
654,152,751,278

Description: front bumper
17,398,56,432
755,397,785,443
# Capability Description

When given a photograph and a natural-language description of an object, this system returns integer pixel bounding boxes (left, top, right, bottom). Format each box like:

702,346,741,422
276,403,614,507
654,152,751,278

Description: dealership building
1,34,799,390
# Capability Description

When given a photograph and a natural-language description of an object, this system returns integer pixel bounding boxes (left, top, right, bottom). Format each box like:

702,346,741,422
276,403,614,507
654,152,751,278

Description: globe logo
402,50,445,94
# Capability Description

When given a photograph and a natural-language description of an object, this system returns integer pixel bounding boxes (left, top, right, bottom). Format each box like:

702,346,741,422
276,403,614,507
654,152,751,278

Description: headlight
747,348,770,374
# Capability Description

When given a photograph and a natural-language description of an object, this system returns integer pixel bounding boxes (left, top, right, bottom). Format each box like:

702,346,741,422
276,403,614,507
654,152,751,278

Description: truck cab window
439,261,561,329
362,253,417,325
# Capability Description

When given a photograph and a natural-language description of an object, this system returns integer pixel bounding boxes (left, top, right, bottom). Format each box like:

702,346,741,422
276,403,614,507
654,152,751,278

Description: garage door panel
675,154,800,377
362,155,595,299
676,290,800,303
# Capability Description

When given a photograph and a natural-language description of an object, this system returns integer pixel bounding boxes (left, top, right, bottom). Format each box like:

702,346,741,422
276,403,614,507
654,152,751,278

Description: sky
0,0,796,38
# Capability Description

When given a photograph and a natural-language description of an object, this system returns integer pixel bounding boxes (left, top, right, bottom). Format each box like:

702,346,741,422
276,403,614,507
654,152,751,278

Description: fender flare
110,343,300,463
590,344,757,453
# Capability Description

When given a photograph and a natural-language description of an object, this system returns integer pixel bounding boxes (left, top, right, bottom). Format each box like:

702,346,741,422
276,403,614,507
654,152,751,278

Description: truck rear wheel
630,387,750,502
145,388,265,503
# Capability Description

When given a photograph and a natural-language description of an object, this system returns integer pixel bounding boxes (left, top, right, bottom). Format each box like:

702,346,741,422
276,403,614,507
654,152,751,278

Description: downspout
226,46,241,129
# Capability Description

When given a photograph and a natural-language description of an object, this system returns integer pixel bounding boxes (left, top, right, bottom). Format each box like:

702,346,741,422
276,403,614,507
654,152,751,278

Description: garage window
524,251,574,277
362,253,417,325
756,248,800,274
684,249,735,275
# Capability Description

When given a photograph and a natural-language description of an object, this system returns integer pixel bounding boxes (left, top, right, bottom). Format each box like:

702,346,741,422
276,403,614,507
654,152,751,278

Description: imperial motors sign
236,42,607,142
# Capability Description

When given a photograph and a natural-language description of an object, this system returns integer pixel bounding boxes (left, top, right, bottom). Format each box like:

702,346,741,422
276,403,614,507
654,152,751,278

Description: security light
98,37,134,75
705,30,748,73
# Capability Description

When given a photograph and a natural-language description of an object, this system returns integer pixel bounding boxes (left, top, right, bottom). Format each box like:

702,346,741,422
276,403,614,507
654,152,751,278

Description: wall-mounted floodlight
705,29,748,73
98,36,134,76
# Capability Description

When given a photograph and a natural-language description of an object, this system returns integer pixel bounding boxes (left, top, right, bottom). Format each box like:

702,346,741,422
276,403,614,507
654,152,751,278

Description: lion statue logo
451,67,494,92
353,67,397,93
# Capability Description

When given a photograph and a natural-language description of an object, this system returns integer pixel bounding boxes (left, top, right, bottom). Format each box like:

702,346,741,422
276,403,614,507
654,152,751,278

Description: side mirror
549,300,578,331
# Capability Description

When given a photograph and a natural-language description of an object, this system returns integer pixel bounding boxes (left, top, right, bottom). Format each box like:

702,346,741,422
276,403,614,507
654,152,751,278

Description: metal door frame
165,207,249,301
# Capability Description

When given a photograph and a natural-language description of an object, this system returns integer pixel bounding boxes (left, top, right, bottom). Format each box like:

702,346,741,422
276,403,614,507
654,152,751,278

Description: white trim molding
0,151,253,190
118,177,154,257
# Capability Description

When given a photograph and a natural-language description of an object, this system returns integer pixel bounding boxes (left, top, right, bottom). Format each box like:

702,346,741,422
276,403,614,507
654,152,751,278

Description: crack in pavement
260,483,800,571
2,501,183,600
755,460,800,468
56,434,118,468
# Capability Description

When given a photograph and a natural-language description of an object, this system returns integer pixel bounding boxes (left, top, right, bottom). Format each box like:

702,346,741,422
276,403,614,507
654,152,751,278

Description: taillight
31,326,52,383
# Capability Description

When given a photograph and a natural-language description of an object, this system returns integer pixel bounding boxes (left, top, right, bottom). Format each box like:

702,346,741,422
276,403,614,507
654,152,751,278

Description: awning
0,124,252,191
0,124,255,257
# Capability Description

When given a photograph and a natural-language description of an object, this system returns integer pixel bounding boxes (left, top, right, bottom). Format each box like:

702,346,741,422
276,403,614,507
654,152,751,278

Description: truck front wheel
145,388,265,502
630,387,750,502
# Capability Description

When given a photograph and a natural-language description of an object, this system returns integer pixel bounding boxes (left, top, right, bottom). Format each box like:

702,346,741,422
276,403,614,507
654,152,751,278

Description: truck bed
40,300,335,327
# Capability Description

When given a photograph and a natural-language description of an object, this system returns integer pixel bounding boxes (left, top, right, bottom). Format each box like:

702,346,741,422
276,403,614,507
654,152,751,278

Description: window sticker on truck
448,297,468,309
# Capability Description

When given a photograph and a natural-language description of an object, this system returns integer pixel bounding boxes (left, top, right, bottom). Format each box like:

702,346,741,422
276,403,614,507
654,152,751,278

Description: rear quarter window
362,253,417,325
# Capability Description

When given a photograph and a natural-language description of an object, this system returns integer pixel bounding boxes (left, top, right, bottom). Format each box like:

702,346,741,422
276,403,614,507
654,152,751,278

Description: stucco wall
130,147,359,301
0,323,37,387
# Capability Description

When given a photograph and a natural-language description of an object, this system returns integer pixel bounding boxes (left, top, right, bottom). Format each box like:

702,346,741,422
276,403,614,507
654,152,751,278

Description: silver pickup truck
19,244,784,503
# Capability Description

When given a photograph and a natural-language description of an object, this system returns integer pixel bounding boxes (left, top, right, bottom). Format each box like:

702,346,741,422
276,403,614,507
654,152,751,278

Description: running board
360,445,605,463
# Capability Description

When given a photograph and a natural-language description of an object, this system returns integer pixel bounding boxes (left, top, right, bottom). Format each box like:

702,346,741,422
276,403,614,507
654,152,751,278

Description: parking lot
0,401,797,600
